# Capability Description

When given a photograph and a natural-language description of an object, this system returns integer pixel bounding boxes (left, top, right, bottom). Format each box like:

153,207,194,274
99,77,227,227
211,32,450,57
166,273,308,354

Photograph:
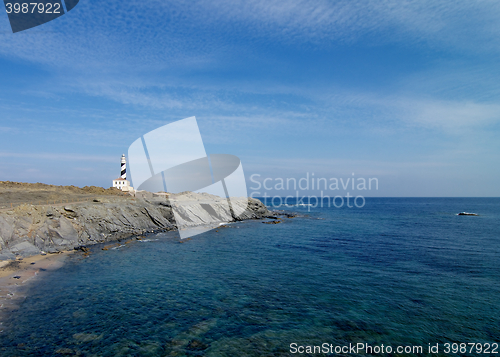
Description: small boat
457,212,478,216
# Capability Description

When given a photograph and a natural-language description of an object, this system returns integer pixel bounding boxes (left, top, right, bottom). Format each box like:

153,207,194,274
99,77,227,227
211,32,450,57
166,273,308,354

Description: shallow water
0,198,499,356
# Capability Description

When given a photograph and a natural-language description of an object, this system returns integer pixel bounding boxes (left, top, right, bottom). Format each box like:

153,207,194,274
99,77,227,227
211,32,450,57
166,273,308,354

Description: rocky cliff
0,194,271,260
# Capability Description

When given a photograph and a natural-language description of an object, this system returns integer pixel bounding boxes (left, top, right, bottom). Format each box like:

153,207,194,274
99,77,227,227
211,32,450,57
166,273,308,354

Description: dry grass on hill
0,181,131,209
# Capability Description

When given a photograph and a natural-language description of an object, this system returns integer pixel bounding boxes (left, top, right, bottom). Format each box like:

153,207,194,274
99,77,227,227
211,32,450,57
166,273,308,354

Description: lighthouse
120,154,126,179
112,154,134,193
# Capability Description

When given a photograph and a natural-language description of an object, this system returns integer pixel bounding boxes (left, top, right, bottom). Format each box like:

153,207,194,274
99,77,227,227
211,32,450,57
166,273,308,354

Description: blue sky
0,0,499,196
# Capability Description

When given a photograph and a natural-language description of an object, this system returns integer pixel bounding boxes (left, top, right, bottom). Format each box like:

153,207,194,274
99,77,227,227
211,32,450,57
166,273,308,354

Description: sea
0,198,499,356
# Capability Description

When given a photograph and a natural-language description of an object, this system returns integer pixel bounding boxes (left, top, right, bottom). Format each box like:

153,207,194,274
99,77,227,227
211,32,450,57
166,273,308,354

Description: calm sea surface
0,198,499,356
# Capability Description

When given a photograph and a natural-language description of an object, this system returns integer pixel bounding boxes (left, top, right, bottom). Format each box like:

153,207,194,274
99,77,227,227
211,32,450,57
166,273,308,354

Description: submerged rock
55,348,73,355
72,332,103,342
187,339,209,351
262,220,283,224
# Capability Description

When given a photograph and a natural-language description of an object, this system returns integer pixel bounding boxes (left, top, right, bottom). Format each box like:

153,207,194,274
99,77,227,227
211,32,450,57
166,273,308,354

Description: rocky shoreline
0,194,273,261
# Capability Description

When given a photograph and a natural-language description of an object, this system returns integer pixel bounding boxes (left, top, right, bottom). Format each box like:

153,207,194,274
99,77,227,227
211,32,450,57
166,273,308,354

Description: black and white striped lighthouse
120,154,126,179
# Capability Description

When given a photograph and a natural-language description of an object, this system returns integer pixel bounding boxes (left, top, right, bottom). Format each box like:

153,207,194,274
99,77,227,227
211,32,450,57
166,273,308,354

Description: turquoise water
0,198,499,356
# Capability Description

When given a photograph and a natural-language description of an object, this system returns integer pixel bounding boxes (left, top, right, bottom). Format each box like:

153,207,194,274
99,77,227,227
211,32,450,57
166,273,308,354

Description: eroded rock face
0,195,269,259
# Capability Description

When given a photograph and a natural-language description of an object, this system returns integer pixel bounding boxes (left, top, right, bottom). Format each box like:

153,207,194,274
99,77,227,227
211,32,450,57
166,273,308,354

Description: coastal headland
0,181,273,261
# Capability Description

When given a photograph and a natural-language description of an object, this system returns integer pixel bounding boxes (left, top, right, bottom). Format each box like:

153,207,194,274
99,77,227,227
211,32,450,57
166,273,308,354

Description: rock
74,246,88,252
72,332,102,342
72,308,87,319
458,212,478,216
263,220,283,224
55,348,73,355
0,253,16,260
187,339,209,351
0,193,273,259
0,216,15,243
10,241,41,257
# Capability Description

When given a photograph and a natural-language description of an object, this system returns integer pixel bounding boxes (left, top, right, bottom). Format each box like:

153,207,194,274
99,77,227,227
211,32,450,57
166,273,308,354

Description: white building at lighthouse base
112,178,134,193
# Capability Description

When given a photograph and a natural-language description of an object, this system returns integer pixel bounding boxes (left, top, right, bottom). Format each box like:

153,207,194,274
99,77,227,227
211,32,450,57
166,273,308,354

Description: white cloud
0,152,116,162
1,0,500,72
407,99,500,130
185,0,500,50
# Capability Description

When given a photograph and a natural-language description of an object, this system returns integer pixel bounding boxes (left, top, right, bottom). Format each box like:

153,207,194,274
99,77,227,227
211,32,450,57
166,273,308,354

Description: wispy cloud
1,0,500,72
196,0,500,51
0,152,116,162
402,99,500,130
